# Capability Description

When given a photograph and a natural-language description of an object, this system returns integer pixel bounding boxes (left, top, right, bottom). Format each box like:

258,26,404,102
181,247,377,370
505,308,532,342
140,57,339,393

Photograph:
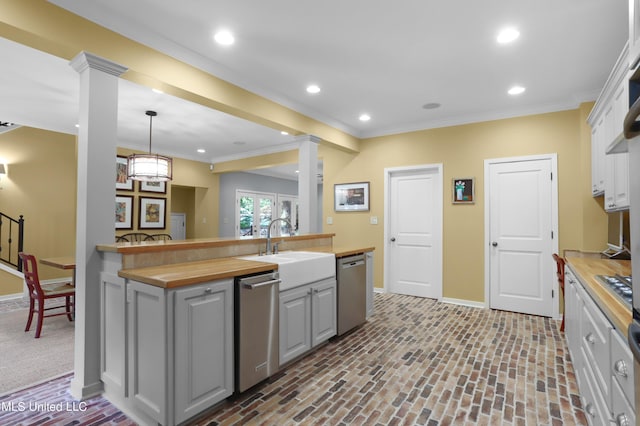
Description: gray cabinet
174,281,233,424
102,277,233,426
279,278,336,366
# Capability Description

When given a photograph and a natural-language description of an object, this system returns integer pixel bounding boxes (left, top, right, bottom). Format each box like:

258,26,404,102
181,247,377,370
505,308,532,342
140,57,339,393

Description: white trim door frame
384,164,443,297
484,153,559,318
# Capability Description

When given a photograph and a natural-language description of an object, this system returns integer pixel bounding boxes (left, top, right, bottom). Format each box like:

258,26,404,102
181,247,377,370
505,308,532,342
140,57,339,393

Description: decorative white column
69,52,127,399
297,135,320,234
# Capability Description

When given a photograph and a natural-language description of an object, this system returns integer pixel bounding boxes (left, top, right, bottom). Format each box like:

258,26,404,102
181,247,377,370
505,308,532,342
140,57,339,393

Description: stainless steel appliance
235,271,280,393
596,275,633,307
337,254,367,336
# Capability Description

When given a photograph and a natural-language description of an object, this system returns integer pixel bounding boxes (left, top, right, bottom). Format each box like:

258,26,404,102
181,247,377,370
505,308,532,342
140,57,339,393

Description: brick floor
0,293,586,425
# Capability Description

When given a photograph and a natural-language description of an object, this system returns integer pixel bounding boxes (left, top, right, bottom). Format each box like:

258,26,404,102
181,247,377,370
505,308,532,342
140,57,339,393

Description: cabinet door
630,0,640,69
311,279,337,346
366,252,374,318
564,271,582,374
279,285,312,365
174,280,233,425
128,281,167,424
591,118,605,196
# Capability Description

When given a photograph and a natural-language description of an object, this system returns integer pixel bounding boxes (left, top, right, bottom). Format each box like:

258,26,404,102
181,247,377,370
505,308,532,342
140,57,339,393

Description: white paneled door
386,165,443,299
486,155,557,317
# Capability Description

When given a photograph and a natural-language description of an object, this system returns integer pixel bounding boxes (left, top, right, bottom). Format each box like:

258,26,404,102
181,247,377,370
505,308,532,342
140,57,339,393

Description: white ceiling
0,1,629,179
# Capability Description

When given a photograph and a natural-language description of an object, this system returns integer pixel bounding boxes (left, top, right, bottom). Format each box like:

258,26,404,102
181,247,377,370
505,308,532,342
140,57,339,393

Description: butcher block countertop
304,245,375,258
566,257,631,334
118,257,279,288
117,246,375,288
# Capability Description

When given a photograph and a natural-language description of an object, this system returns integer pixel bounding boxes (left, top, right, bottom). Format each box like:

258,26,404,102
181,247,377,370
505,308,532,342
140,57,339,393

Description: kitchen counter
301,245,375,258
566,257,631,333
118,257,278,288
117,246,375,288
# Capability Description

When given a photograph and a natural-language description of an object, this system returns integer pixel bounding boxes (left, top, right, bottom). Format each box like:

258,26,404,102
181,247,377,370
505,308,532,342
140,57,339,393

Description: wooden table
40,256,76,285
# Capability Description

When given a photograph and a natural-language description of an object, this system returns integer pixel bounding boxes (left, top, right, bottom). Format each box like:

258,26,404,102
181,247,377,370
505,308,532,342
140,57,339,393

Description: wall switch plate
326,216,333,225
370,216,378,225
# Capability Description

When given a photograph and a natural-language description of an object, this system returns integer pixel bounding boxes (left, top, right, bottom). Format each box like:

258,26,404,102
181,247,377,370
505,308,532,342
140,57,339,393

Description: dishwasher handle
341,260,365,269
339,254,365,269
241,278,280,290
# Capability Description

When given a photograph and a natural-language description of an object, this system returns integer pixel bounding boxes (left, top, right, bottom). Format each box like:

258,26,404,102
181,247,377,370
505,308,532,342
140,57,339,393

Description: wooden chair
18,252,75,338
116,232,153,242
552,253,565,332
150,233,172,241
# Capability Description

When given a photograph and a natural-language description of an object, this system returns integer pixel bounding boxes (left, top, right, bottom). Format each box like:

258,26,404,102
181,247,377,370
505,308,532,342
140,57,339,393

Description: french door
236,191,275,238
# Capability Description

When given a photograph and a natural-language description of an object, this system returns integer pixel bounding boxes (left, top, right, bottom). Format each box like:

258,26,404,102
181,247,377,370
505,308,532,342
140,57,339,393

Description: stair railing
0,213,24,271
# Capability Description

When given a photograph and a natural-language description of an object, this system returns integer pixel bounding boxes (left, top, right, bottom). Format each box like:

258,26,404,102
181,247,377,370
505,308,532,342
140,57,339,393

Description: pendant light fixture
127,110,173,181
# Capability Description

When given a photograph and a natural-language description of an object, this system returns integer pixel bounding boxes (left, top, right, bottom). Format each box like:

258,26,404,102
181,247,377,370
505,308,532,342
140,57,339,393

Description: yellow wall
321,107,606,302
0,127,77,290
0,128,219,296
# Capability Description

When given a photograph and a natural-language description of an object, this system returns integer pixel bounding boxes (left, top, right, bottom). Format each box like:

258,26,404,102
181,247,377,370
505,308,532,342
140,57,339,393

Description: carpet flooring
0,293,586,425
0,303,74,396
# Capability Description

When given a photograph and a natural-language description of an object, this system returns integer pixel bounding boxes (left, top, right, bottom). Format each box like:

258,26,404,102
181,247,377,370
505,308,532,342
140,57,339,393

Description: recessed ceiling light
508,85,526,95
497,27,520,44
214,30,235,45
422,102,441,110
152,88,164,94
281,131,289,135
359,114,371,122
197,148,206,154
306,84,321,94
75,124,79,128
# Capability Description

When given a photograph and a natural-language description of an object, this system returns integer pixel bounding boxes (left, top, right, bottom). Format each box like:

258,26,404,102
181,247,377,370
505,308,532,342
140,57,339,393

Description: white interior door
486,155,558,317
385,165,443,299
170,213,186,240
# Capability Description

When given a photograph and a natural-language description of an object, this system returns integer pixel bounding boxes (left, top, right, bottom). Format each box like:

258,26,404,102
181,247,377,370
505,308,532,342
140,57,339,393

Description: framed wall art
139,196,166,229
116,156,133,191
452,178,475,204
115,195,133,229
139,180,166,194
334,182,370,212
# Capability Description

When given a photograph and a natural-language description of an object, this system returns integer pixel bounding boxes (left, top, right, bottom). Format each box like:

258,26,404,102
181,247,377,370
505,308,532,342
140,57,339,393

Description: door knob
492,242,498,247
390,237,396,242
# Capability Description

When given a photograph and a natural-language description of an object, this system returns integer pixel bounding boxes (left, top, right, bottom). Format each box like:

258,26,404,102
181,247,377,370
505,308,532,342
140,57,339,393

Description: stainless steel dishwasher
337,254,367,336
235,271,280,393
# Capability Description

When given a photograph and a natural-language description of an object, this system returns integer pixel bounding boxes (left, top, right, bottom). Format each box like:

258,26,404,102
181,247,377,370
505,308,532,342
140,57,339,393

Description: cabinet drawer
581,289,612,399
611,328,635,408
581,346,613,426
612,375,636,426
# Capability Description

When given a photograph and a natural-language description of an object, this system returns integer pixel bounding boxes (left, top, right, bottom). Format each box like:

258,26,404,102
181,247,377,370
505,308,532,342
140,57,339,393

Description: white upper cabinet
588,43,630,205
629,0,640,69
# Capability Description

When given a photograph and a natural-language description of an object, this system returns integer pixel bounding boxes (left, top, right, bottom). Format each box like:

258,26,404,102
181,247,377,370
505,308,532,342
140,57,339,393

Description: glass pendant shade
127,110,172,181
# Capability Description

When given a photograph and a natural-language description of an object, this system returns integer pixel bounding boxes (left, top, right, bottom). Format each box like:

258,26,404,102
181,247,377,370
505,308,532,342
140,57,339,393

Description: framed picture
139,196,166,229
453,178,475,204
116,156,133,191
334,182,370,212
139,180,166,194
115,195,133,229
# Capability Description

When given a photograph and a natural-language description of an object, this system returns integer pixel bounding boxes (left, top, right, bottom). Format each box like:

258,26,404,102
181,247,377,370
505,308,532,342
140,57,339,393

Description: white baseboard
442,297,486,309
0,292,25,302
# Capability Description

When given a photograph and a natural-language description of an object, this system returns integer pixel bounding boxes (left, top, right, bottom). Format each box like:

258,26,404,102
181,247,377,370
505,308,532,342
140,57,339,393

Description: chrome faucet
265,218,293,254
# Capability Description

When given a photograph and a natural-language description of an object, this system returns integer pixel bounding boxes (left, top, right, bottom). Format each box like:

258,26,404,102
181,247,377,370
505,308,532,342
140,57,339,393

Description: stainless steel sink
239,251,335,290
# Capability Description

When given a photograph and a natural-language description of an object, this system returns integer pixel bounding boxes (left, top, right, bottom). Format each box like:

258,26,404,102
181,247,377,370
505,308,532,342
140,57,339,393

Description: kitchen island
96,234,374,426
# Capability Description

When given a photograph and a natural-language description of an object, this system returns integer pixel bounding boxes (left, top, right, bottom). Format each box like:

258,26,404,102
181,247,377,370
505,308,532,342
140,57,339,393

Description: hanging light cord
146,110,157,154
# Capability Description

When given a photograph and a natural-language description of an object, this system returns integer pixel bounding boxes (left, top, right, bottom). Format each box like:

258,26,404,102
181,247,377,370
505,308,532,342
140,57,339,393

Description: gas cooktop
595,275,632,308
